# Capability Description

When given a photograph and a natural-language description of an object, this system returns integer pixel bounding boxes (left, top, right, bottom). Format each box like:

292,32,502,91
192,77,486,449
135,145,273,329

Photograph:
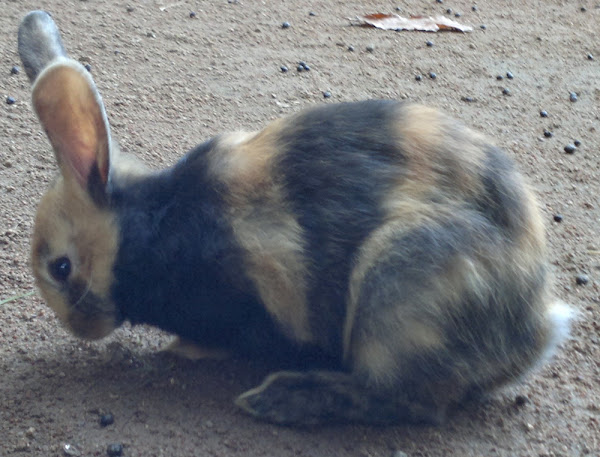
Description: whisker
74,276,93,307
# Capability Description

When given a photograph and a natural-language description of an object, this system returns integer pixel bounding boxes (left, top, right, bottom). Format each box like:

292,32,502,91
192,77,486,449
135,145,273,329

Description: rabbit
18,10,572,426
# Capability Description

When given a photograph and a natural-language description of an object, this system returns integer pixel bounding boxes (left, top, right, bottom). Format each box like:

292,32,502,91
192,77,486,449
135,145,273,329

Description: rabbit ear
18,11,67,83
32,60,112,204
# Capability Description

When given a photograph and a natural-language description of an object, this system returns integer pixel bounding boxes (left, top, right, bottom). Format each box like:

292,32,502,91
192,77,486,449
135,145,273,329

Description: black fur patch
87,162,108,207
110,139,336,368
276,100,407,352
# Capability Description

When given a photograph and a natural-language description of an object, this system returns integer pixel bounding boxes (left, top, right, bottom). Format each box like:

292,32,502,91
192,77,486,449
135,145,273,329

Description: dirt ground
0,0,599,456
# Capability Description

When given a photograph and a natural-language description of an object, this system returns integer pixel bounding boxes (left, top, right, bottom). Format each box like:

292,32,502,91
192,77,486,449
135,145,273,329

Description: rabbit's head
20,12,122,339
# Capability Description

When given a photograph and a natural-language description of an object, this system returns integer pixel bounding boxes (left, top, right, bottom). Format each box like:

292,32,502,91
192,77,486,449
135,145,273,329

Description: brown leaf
354,13,473,33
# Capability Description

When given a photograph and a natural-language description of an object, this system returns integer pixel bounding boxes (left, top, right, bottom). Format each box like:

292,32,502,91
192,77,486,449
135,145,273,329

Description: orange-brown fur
207,126,313,343
31,177,119,339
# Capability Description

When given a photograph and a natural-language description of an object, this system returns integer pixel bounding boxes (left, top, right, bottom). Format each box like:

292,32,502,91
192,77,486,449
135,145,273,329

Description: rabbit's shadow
7,330,533,442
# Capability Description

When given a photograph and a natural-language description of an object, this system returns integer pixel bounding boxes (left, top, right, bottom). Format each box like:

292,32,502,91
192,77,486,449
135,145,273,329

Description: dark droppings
100,413,114,427
514,394,529,406
107,443,123,457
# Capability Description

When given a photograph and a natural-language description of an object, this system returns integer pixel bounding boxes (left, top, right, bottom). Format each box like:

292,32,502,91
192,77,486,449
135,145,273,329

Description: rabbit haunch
20,10,571,425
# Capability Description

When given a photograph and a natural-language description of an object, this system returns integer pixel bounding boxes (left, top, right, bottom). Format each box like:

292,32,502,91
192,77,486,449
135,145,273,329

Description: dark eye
49,256,72,282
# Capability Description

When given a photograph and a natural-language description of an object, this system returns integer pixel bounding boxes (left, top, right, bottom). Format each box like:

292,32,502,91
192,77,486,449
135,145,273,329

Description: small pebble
515,395,529,406
10,65,20,75
525,422,535,432
428,71,437,79
348,45,355,52
455,12,462,17
581,6,587,12
84,63,92,72
461,96,475,103
575,274,589,286
189,11,196,18
543,130,553,138
587,53,594,60
506,71,514,79
480,24,487,30
446,8,452,14
100,413,114,427
281,21,290,29
366,44,375,53
426,40,434,47
309,11,316,16
25,427,36,439
564,144,576,154
569,92,578,102
280,65,288,72
553,214,563,223
106,443,123,457
502,88,510,96
297,64,304,72
415,74,422,81
436,0,443,3
6,96,16,105
323,91,332,99
496,75,503,80
126,6,134,12
540,110,548,117
574,140,581,147
63,444,80,456
472,5,478,11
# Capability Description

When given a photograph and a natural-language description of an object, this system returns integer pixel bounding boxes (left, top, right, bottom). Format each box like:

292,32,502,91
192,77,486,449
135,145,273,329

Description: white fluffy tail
542,300,576,362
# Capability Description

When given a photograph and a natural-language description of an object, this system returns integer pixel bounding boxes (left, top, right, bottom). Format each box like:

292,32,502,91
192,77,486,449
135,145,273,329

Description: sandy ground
1,0,599,456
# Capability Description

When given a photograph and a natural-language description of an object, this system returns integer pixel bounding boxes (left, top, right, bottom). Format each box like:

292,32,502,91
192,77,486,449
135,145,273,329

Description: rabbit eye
49,256,71,282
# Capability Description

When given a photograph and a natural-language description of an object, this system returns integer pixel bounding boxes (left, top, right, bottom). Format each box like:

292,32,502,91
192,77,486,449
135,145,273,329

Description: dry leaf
354,13,473,33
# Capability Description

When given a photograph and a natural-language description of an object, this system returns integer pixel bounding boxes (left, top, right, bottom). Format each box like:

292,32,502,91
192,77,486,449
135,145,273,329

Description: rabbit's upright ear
31,62,112,204
19,11,112,204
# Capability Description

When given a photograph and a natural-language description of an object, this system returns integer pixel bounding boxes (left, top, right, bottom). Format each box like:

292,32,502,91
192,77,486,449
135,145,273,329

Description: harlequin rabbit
19,10,571,425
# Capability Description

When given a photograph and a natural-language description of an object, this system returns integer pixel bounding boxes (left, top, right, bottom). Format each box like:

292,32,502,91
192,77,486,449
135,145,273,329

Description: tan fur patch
510,185,546,270
385,104,487,217
31,177,119,339
206,124,312,344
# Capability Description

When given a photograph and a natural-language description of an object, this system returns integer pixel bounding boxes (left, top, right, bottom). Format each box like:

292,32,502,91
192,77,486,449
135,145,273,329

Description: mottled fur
20,11,571,426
